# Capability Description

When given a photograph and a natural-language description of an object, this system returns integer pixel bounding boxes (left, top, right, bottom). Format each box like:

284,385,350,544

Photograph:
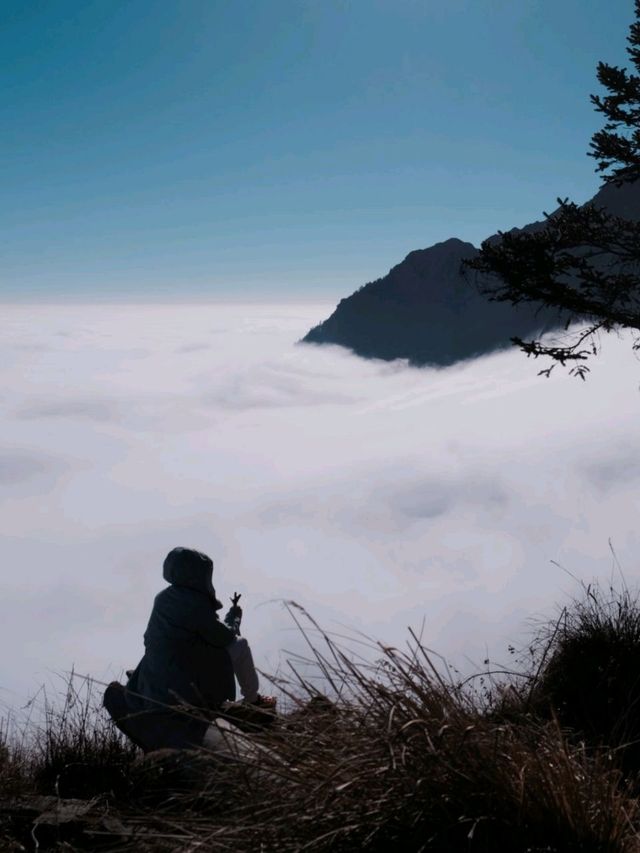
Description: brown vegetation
3,590,640,851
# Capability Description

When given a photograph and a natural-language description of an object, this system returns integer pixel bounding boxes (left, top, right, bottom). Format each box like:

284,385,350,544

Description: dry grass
530,584,640,755
165,604,640,852
4,591,640,851
31,674,139,800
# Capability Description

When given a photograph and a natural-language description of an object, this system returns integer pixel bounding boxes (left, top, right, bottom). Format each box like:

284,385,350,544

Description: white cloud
1,302,640,711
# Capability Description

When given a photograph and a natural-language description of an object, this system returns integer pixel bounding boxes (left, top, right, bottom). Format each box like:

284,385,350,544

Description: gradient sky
2,0,635,300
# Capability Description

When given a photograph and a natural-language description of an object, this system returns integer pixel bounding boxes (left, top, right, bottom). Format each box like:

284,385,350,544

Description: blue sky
1,0,634,301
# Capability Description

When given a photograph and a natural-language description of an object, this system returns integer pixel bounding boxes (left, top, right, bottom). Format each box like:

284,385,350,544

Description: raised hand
225,593,243,636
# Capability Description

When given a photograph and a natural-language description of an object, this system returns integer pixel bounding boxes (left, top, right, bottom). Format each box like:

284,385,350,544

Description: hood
162,547,223,610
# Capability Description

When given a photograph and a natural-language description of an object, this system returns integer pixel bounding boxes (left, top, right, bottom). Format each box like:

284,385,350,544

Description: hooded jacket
127,548,236,715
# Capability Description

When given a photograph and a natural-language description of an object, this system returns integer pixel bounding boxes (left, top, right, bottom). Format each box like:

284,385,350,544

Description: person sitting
104,546,274,752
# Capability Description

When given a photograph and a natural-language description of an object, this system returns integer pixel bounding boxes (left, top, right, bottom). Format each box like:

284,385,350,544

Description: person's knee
233,637,249,654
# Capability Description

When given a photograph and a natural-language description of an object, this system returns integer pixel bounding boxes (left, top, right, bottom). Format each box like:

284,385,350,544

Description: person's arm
223,592,243,637
191,595,236,647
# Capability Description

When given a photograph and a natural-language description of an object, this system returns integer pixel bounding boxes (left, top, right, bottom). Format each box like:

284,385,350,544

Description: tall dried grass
171,603,640,852
3,591,640,851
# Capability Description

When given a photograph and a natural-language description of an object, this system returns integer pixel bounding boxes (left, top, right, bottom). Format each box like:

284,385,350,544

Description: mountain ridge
302,182,638,367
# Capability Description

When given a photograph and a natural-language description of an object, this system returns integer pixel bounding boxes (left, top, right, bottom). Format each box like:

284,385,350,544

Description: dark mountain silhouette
302,182,639,367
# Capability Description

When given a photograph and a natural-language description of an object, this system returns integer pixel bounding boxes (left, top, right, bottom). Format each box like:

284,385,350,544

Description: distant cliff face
302,238,563,367
302,182,639,368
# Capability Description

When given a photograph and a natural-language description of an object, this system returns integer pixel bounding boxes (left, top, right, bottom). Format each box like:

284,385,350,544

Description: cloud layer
2,302,640,712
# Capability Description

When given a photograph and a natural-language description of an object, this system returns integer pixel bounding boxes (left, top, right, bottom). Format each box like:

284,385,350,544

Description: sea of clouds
2,301,640,715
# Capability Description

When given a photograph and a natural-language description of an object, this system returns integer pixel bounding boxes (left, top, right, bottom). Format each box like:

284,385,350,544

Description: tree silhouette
465,1,640,378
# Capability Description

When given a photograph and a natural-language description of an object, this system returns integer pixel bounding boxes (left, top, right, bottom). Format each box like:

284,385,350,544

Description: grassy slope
3,588,640,852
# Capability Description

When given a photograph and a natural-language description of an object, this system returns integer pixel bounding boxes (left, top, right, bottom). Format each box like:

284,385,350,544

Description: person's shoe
219,697,276,731
250,694,277,710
